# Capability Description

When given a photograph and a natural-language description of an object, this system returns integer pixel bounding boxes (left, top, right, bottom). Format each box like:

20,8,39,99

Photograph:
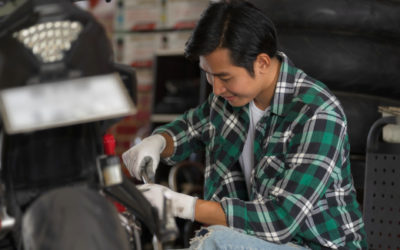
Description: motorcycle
0,0,178,249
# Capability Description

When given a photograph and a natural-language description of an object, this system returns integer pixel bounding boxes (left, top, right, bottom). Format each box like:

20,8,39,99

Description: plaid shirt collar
270,51,298,117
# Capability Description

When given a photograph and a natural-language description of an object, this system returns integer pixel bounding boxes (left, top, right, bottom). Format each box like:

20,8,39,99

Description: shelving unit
104,0,210,155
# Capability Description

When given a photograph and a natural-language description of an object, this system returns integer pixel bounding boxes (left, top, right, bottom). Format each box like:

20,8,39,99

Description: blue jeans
188,225,308,250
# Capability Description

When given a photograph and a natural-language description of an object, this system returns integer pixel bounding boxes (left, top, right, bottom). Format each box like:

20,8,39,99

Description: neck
254,57,281,110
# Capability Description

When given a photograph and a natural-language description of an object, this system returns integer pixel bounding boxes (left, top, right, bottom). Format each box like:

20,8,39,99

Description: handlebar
140,163,179,243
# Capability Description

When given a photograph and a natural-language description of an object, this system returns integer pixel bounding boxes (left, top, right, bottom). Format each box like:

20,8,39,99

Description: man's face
199,48,267,107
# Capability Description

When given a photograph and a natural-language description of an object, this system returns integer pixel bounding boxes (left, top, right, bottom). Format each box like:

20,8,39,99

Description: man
123,1,367,249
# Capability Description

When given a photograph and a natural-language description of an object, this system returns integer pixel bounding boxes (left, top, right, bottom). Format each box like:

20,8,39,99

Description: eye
220,77,232,83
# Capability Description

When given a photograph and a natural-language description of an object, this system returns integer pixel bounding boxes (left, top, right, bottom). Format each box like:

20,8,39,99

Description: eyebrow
199,67,231,77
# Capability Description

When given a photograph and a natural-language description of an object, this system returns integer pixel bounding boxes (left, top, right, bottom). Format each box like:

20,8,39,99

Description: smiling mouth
223,96,236,101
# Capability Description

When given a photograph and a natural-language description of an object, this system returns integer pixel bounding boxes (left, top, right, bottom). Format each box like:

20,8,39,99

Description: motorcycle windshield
0,73,136,134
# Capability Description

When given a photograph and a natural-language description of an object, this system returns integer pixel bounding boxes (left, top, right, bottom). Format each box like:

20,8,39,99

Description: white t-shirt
239,100,266,196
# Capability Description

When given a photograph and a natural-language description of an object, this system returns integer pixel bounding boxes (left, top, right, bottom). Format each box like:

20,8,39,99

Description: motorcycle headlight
0,73,136,134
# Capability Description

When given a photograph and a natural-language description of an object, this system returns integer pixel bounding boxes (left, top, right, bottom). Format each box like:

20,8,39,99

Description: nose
212,78,226,96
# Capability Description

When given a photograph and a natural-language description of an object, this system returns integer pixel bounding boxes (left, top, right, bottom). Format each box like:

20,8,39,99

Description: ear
254,53,271,74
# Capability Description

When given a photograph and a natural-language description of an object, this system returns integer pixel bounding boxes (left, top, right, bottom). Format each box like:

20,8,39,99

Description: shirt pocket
253,153,287,195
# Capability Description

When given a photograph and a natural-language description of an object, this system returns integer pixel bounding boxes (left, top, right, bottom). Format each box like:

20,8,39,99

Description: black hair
184,0,278,76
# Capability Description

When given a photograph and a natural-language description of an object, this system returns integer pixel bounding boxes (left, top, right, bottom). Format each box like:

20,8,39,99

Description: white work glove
137,183,198,221
122,134,166,180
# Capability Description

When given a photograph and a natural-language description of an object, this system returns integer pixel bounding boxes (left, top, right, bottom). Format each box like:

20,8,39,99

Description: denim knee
188,225,309,250
189,225,229,250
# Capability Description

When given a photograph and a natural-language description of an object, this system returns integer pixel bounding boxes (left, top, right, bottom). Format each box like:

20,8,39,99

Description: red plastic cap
112,201,126,213
103,134,116,156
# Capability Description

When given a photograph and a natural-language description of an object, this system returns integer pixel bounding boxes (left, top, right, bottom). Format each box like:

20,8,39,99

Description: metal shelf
151,114,180,123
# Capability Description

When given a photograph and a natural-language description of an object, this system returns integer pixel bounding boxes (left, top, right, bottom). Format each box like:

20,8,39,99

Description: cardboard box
165,30,192,51
165,0,209,29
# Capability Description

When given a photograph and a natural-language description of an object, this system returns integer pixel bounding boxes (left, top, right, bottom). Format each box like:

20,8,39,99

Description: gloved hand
137,183,198,221
122,134,166,180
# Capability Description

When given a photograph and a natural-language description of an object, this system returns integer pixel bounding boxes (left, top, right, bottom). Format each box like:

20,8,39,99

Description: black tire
248,0,400,203
21,186,131,250
249,0,400,99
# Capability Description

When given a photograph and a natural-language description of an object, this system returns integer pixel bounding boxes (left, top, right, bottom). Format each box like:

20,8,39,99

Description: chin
228,100,250,107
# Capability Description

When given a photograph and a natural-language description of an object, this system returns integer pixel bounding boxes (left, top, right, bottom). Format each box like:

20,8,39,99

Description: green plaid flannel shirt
154,52,367,249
